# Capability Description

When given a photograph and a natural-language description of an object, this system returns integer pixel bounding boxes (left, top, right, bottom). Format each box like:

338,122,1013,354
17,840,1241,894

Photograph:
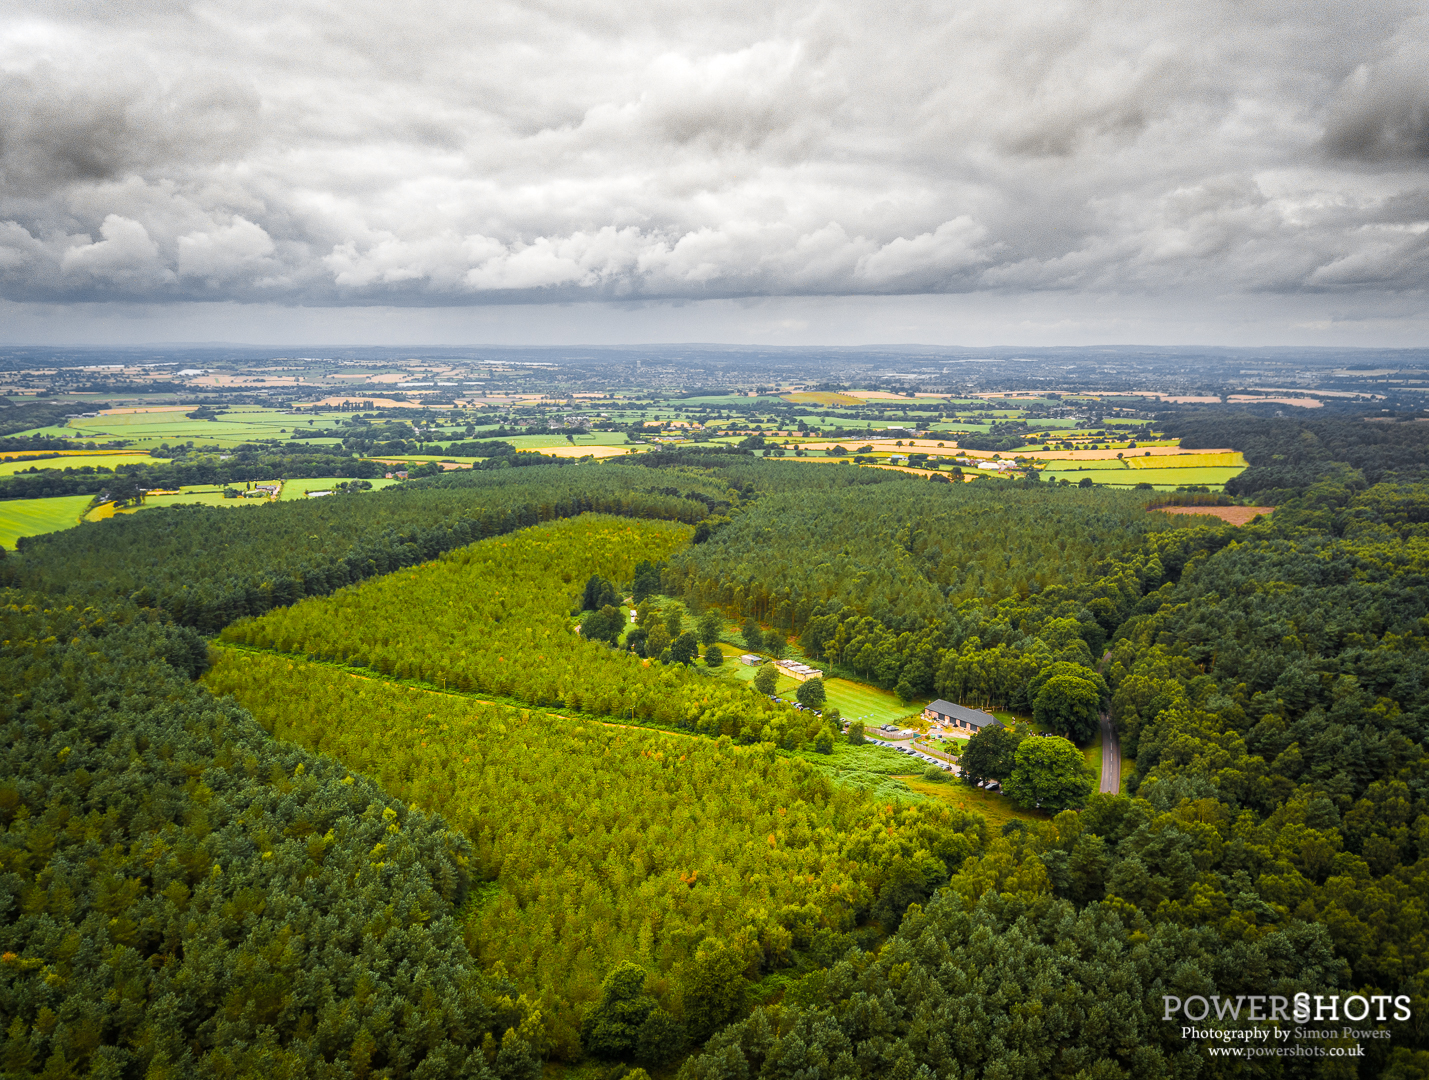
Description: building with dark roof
922,699,1002,732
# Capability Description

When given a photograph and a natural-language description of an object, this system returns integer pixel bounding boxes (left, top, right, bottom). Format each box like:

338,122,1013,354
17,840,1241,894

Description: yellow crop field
783,391,863,406
1126,451,1245,469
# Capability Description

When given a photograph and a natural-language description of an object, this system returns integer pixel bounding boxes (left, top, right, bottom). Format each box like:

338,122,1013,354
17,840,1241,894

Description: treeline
0,401,76,437
1094,484,1429,1004
666,482,1165,634
218,517,821,747
1166,412,1429,496
0,594,542,1079
9,464,734,632
0,436,92,453
857,475,1429,1072
614,450,911,495
653,482,1163,709
203,648,981,1060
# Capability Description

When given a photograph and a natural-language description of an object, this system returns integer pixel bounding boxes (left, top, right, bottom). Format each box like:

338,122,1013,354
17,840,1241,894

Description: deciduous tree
795,677,826,710
753,664,778,695
671,631,699,665
1003,735,1095,812
959,724,1022,786
1033,674,1102,744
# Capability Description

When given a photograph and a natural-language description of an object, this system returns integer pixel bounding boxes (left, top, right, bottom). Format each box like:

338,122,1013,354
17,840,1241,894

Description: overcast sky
1,0,1427,345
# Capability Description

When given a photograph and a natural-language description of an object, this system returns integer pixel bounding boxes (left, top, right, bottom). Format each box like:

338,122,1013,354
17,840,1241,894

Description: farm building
740,654,762,666
775,659,821,682
923,699,1001,732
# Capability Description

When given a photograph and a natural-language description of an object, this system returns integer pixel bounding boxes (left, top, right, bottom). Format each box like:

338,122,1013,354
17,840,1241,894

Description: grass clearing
0,495,98,549
793,740,926,802
823,677,924,727
713,650,923,727
898,776,1049,827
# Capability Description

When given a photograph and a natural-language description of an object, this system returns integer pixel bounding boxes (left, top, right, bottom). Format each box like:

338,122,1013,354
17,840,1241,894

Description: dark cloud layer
0,0,1426,312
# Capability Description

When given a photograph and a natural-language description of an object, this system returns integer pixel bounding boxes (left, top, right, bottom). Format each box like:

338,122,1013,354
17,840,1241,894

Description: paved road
1099,712,1121,794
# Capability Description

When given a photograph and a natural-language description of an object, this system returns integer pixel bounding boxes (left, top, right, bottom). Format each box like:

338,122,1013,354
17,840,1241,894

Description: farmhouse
923,699,1002,732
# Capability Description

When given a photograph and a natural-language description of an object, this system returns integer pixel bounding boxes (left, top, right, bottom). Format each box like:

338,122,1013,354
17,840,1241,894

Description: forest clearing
1156,503,1275,524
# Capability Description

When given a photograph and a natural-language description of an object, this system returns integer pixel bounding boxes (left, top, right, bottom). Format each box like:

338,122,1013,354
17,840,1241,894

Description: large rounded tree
959,724,1023,786
795,677,826,710
1033,674,1102,744
1003,735,1096,812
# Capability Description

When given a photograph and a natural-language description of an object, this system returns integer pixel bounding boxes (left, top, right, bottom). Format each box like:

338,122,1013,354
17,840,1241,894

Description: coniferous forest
3,422,1428,1079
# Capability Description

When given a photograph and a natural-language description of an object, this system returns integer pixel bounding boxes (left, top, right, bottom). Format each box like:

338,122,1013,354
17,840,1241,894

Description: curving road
1099,712,1121,794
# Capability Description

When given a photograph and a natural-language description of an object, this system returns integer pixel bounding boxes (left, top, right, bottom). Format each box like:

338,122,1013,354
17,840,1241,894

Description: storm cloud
0,0,1426,311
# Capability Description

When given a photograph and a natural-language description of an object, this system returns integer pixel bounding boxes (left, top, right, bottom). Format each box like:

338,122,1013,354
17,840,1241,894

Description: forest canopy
3,437,1429,1078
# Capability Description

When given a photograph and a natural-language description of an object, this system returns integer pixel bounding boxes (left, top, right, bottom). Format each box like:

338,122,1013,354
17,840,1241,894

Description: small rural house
740,654,762,666
923,699,1002,733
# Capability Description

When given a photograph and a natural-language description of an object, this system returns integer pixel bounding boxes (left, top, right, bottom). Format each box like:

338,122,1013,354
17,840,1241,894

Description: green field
137,477,402,508
135,487,266,510
280,476,401,497
19,406,330,449
1043,466,1244,489
1043,458,1134,472
500,432,634,450
714,651,924,727
0,452,161,476
0,478,404,548
0,495,98,549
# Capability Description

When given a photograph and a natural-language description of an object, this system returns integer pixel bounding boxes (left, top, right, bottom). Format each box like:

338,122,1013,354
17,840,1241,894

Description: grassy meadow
17,406,327,449
717,658,924,727
0,495,97,549
0,452,161,476
897,775,1049,827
